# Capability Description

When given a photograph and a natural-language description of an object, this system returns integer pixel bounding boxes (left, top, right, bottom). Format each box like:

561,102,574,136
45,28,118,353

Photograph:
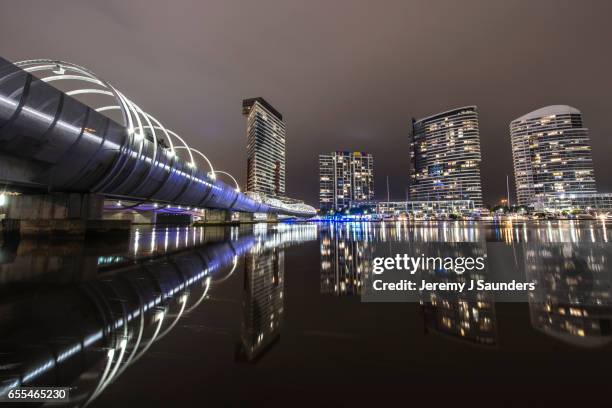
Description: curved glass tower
409,106,483,207
510,105,596,207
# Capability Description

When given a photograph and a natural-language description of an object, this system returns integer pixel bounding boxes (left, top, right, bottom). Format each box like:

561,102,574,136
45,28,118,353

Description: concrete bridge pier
195,210,256,225
104,208,159,224
202,209,232,224
236,212,255,223
1,193,131,236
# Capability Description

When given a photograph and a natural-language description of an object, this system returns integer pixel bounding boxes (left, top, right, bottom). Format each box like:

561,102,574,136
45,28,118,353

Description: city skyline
1,1,611,206
3,2,612,406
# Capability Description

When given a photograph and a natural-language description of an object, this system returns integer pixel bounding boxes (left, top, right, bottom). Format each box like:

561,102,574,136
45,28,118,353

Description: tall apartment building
319,151,374,212
409,106,484,207
243,97,286,197
510,105,596,207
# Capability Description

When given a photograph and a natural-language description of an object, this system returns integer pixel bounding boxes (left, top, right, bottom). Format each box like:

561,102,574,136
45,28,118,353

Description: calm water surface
1,220,611,406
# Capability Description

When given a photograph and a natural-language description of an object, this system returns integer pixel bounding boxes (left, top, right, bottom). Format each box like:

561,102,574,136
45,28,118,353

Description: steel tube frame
0,57,314,218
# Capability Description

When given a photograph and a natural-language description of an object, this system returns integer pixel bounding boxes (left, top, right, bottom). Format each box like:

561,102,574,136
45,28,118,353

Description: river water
1,220,611,406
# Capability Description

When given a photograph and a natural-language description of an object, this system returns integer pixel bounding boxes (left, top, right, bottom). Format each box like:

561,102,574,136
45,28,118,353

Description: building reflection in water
318,222,498,345
418,243,497,346
320,226,372,296
2,220,612,405
237,246,284,362
420,299,496,346
527,243,612,347
236,223,317,362
490,219,609,244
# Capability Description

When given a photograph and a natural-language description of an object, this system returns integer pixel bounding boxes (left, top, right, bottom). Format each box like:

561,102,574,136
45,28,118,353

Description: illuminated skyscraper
409,106,483,207
243,97,286,197
318,151,374,212
510,105,596,207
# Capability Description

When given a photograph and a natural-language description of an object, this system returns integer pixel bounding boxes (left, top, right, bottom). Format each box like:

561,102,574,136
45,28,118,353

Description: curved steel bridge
0,57,315,218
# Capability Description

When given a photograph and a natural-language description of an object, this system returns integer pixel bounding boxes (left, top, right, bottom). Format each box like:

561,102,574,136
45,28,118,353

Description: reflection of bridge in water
0,224,317,405
0,56,315,235
2,221,612,406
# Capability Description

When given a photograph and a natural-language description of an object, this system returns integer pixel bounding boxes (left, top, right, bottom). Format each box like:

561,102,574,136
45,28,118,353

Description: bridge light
153,203,158,208
0,193,6,207
52,64,65,75
167,150,175,158
187,162,196,169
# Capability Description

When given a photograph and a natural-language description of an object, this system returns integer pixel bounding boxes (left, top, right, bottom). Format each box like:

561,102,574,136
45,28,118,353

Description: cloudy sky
1,0,611,205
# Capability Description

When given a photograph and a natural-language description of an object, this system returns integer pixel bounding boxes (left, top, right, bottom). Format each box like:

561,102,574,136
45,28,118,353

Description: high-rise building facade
243,97,286,197
318,151,374,212
510,105,596,207
409,106,483,207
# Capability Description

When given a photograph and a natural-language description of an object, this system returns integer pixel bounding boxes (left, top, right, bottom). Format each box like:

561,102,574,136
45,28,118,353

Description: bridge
0,56,315,234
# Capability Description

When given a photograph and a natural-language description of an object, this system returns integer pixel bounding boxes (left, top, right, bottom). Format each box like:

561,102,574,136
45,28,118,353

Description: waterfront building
510,105,596,207
409,106,484,207
318,151,374,212
544,193,612,213
376,199,475,217
243,97,286,197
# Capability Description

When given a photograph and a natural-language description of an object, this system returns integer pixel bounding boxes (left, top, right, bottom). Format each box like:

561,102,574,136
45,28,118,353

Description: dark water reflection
1,220,611,406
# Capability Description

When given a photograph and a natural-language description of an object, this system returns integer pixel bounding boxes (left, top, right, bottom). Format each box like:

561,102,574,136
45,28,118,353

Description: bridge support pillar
2,193,131,236
236,212,254,223
201,209,232,224
103,208,159,224
194,210,256,225
266,213,278,222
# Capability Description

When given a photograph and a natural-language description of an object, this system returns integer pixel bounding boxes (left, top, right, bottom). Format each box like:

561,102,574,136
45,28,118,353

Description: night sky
1,0,611,206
